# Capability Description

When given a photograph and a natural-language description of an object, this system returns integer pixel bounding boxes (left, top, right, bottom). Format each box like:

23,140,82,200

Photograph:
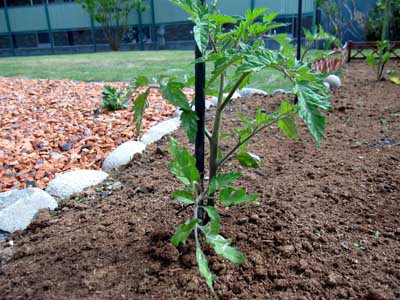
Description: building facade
0,0,316,56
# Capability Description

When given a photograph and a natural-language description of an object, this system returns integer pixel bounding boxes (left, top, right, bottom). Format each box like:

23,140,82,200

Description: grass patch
0,50,290,92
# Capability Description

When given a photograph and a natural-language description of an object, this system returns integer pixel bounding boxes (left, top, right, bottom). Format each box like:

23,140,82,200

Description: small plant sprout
96,85,134,112
367,40,392,81
133,0,330,292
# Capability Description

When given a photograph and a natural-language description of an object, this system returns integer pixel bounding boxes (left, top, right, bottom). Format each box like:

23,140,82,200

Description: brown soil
1,61,399,300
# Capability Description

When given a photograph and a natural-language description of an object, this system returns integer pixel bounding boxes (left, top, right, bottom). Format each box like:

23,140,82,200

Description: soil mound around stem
0,61,400,299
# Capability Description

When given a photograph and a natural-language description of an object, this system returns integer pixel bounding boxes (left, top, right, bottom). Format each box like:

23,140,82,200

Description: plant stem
381,0,390,42
209,72,252,206
209,75,225,195
194,192,204,235
219,73,250,112
205,128,212,141
217,113,292,170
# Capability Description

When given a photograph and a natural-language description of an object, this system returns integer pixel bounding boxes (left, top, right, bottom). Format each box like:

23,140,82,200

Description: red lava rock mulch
0,78,187,191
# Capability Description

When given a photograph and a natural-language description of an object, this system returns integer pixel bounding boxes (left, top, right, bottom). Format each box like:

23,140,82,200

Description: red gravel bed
0,78,189,191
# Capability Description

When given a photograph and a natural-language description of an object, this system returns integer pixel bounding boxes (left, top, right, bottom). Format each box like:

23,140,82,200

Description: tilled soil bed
0,61,399,300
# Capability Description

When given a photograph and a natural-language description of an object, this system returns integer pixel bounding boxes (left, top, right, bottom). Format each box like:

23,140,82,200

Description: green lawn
0,50,290,92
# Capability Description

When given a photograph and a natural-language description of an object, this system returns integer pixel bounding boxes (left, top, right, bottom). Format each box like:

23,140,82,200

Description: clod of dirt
277,244,295,257
31,208,52,224
149,242,179,264
302,241,314,252
325,272,341,287
365,289,388,300
180,253,196,268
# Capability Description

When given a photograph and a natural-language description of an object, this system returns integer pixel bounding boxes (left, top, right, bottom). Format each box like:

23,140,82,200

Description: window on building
37,32,50,44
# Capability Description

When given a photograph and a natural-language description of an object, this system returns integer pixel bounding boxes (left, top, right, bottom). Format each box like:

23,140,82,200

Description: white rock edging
272,89,292,95
140,117,181,145
324,74,342,89
102,141,146,171
238,88,268,97
46,170,109,200
0,188,57,233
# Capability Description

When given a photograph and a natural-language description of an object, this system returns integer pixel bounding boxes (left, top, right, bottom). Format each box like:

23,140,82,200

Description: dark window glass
38,32,49,43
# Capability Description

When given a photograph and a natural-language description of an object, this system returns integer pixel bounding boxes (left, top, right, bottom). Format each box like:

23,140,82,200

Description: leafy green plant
367,40,391,81
133,0,330,292
302,25,342,63
366,0,392,81
78,0,147,50
97,85,133,112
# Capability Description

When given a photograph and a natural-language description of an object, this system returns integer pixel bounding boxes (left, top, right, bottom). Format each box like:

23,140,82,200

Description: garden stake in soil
294,0,302,105
195,0,207,225
297,0,303,61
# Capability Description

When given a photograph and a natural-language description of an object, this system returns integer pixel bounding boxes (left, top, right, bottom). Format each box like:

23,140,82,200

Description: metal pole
294,0,302,105
150,0,157,46
3,0,15,56
250,0,255,10
44,0,55,54
90,16,97,52
296,0,303,60
195,0,206,221
138,9,144,51
312,0,317,30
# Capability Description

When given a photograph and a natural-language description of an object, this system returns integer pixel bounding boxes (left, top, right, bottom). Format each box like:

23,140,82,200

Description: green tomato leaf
172,190,195,204
132,89,150,134
169,0,195,15
209,13,237,26
171,218,198,247
196,245,215,292
205,234,245,264
294,80,330,145
208,172,241,194
134,75,149,88
255,109,275,126
180,109,199,144
278,117,298,139
366,53,376,67
201,206,221,235
219,188,258,206
168,137,199,186
277,101,298,139
382,52,391,63
235,151,260,168
194,15,210,55
160,80,191,111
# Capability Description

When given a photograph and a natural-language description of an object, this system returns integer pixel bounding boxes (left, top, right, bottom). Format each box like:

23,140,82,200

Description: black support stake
296,0,303,61
294,0,303,105
195,0,206,223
